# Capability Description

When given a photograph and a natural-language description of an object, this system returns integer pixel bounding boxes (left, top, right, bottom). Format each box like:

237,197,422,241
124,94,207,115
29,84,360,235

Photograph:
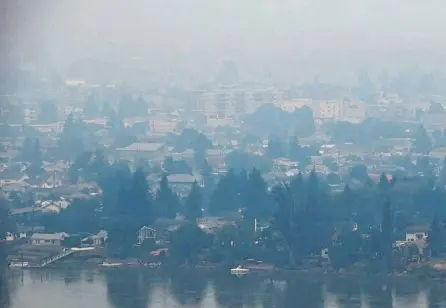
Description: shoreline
7,261,446,282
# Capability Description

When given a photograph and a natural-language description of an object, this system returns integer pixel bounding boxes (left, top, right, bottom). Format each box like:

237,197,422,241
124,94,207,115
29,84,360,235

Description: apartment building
312,98,366,123
189,86,247,119
149,118,179,134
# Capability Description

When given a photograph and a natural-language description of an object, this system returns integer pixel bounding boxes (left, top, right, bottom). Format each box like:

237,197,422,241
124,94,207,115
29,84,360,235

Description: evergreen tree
390,175,397,187
412,124,432,154
67,164,79,184
127,168,154,225
84,95,100,117
184,181,203,222
20,136,34,162
200,159,214,212
266,136,286,159
209,169,239,214
58,114,85,161
200,159,212,178
438,157,446,187
38,100,58,124
302,170,333,255
155,174,180,219
244,168,273,222
381,198,394,273
428,214,443,257
378,173,390,193
89,148,109,178
170,224,206,264
27,138,44,179
163,157,174,174
0,196,11,241
271,183,299,267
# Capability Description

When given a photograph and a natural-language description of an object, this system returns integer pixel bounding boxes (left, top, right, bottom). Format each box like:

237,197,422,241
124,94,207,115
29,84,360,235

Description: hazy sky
3,0,446,83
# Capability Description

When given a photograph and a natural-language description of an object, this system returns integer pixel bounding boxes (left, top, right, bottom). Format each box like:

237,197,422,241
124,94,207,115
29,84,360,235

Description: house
39,199,70,214
166,173,203,197
197,216,236,233
205,148,227,167
11,207,42,222
5,232,14,241
29,232,70,246
83,230,108,246
406,225,429,242
116,142,165,161
16,225,45,239
152,218,190,242
40,172,64,188
272,158,299,172
136,226,156,245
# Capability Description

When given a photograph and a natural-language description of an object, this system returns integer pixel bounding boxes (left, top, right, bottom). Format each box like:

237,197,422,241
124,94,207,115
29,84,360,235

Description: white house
405,225,428,242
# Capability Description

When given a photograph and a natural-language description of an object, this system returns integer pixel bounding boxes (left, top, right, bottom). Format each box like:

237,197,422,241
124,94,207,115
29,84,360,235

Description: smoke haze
2,0,446,83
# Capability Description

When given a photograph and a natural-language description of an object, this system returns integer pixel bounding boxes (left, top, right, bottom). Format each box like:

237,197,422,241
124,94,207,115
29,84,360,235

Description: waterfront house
405,225,428,242
29,232,69,246
136,226,156,245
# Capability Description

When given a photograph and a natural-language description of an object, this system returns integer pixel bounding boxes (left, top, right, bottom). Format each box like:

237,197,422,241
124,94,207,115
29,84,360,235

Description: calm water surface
1,268,446,308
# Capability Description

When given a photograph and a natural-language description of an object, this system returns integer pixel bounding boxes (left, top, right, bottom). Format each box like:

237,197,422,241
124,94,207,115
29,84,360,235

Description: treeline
7,147,446,270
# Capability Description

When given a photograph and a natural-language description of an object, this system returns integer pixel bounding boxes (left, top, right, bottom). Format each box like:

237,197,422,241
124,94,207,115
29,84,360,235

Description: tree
412,125,432,154
38,100,58,123
155,174,180,219
58,114,85,161
67,164,79,184
266,137,286,159
438,157,446,187
126,168,154,226
20,136,34,161
84,95,100,117
429,102,445,113
209,169,239,214
225,150,271,173
0,196,11,240
163,157,192,175
26,138,45,179
271,184,298,268
428,214,443,257
200,159,212,177
381,198,394,273
102,167,154,258
47,198,101,234
244,168,273,223
378,173,390,193
184,181,203,222
349,164,371,184
170,224,206,264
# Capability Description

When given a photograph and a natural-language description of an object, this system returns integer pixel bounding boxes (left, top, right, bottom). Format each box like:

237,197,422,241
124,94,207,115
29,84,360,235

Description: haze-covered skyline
3,0,446,83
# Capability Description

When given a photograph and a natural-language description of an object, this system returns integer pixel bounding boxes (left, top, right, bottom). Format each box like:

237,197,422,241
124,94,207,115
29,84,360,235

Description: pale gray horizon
2,0,446,84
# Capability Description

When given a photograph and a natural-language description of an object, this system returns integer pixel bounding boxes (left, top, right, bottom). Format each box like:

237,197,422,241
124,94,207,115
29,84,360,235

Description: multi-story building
309,98,365,123
149,118,179,134
341,98,366,123
189,86,248,119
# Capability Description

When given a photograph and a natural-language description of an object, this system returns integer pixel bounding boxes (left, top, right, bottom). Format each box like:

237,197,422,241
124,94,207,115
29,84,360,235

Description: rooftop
117,142,163,152
30,232,69,241
11,207,41,215
167,174,201,184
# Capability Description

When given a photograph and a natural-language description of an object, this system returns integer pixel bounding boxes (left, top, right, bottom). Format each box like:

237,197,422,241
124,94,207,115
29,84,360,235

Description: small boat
230,266,249,275
100,262,122,267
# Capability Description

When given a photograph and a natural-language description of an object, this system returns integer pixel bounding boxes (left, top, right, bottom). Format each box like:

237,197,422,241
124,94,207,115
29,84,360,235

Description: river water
1,268,446,308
